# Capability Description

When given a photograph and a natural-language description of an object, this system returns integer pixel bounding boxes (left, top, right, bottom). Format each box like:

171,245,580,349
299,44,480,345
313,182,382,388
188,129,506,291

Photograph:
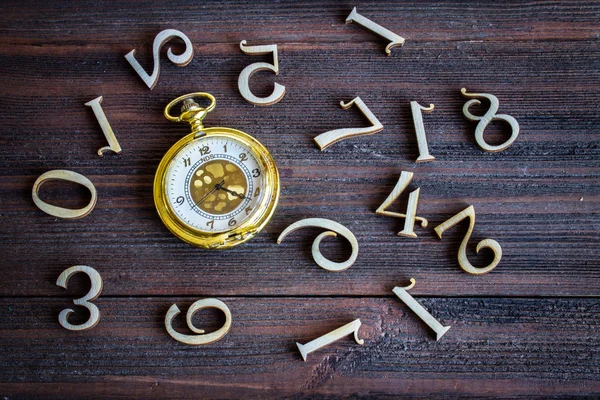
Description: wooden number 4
376,171,427,238
238,40,286,106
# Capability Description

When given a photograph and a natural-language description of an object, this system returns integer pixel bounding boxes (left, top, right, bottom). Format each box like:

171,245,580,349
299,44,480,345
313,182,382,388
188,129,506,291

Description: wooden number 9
56,265,103,331
238,40,286,106
434,205,502,275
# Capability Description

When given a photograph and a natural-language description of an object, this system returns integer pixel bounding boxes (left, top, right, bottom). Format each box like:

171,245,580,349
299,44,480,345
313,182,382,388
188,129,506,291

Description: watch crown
181,98,201,113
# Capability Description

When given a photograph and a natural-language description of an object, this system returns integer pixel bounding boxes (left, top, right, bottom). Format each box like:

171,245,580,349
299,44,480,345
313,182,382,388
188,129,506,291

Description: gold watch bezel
154,127,279,249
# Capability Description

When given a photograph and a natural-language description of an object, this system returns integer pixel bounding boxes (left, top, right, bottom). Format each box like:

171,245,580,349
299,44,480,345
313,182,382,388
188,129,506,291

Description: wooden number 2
56,266,103,331
238,40,286,106
125,29,194,90
434,205,502,275
165,298,232,345
376,171,427,238
314,97,383,151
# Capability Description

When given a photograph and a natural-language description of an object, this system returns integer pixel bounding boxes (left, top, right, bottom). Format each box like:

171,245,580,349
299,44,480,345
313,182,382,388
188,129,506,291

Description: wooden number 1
376,171,427,238
238,40,286,106
434,205,502,275
296,319,364,361
56,266,103,331
314,97,383,151
85,96,122,157
345,7,405,56
411,101,435,162
125,29,194,90
393,278,450,341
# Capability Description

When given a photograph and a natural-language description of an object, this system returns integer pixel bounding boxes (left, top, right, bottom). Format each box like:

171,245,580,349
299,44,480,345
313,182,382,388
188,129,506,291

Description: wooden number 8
56,265,103,331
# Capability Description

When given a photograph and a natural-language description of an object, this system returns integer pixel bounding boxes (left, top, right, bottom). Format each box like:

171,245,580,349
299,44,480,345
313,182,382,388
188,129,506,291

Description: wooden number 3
238,40,286,106
434,205,502,275
56,266,103,331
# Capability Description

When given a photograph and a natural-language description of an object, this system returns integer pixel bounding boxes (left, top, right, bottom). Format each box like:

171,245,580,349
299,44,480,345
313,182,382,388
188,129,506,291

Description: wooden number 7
56,266,103,331
314,97,383,151
376,171,427,238
434,205,502,275
238,40,286,106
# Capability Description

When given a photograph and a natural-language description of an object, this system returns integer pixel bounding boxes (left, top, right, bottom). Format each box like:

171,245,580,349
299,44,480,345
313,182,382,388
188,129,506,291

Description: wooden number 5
56,266,103,331
125,29,194,90
238,40,286,106
434,205,502,275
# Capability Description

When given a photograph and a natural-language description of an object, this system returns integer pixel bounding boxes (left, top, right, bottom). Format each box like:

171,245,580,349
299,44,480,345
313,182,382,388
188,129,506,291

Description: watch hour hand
194,179,225,208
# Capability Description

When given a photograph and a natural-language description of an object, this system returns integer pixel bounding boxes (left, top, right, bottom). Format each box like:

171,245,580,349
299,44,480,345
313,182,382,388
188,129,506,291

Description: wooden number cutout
277,218,359,272
32,170,97,219
296,319,364,361
85,96,122,157
393,279,450,341
411,101,435,162
376,171,427,238
56,266,103,331
125,29,194,90
314,97,383,151
346,7,405,55
238,40,286,106
461,88,520,152
434,205,502,275
165,298,232,345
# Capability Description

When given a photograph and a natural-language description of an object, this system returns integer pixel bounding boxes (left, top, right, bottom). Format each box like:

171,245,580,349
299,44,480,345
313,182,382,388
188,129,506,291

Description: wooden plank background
0,0,598,398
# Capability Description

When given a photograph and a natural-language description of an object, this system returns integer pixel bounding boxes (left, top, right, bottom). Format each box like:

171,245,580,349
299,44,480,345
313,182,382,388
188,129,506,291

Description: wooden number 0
125,29,194,90
434,205,502,275
56,266,103,331
238,40,286,106
314,97,383,151
32,170,97,219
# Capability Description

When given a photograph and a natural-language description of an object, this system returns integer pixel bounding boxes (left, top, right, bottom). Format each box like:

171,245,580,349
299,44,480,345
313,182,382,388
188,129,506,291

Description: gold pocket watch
154,92,280,249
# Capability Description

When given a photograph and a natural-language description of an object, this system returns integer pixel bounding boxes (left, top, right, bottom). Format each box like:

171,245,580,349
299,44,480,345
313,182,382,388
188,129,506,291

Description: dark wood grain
0,0,598,398
1,296,599,398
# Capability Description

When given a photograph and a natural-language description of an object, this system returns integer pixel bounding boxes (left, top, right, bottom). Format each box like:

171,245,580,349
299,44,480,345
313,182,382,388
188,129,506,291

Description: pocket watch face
164,135,266,233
